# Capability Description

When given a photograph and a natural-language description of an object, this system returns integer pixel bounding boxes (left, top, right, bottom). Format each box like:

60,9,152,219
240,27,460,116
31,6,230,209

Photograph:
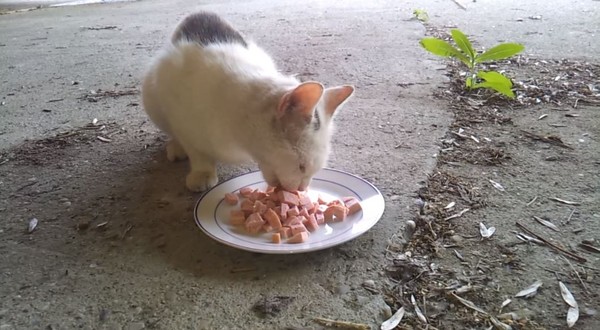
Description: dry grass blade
380,307,405,330
499,299,512,312
411,295,427,324
489,179,505,191
444,208,470,221
515,280,543,298
532,216,560,232
526,196,538,206
520,130,574,149
549,197,581,205
96,136,112,143
579,243,600,254
313,317,370,330
559,282,578,308
490,316,513,330
449,292,488,315
445,201,456,209
515,222,587,263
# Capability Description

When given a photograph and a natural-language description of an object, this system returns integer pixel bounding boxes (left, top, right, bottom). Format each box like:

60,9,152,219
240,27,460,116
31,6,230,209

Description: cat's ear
277,82,324,123
323,85,355,117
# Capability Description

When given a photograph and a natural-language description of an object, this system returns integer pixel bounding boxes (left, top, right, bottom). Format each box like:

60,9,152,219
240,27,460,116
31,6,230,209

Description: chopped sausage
279,226,292,239
303,214,319,232
224,193,239,205
245,212,265,234
230,210,246,225
226,186,360,244
343,196,362,215
239,187,254,198
271,232,281,244
324,204,347,222
278,190,299,206
263,208,282,230
287,231,308,244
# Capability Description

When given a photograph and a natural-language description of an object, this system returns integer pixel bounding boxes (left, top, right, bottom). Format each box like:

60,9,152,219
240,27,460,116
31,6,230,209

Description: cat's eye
299,164,306,173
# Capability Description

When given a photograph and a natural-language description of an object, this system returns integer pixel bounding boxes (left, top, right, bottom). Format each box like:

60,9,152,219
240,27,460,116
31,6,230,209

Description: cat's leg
185,152,219,192
166,139,188,162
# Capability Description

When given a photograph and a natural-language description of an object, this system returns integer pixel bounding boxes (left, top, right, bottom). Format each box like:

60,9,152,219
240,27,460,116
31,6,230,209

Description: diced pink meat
283,216,302,227
240,199,254,213
239,187,254,198
271,233,281,244
279,227,292,239
230,210,246,225
263,208,282,230
303,214,319,232
278,190,299,206
224,193,239,205
290,223,308,235
253,200,268,214
315,212,325,225
324,204,348,222
343,197,362,215
280,203,289,220
287,206,300,217
244,213,265,234
287,231,308,244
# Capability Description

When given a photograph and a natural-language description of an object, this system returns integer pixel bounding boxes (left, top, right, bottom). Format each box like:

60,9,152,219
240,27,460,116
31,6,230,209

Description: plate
194,168,385,254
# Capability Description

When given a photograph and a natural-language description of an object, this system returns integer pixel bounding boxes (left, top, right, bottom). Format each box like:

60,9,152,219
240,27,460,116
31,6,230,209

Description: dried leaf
380,307,405,330
444,201,456,209
549,197,580,205
532,216,560,232
479,222,496,239
515,280,543,298
567,306,579,328
411,295,427,324
450,292,488,315
28,218,38,233
559,282,578,308
489,179,505,191
515,232,544,245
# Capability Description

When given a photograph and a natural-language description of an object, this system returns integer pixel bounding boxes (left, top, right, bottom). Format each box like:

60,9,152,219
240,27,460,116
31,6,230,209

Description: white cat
142,12,355,192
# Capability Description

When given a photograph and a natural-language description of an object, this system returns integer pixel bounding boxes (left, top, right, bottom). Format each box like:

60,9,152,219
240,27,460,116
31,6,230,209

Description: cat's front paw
186,171,218,192
166,140,188,162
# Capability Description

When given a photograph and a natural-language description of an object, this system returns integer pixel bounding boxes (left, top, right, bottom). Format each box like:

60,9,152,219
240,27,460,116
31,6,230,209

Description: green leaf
476,71,513,87
472,71,515,98
466,76,473,88
420,38,472,68
475,43,525,63
450,29,475,62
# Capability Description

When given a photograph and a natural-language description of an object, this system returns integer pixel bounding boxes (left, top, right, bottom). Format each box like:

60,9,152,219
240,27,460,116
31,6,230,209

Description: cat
142,11,355,192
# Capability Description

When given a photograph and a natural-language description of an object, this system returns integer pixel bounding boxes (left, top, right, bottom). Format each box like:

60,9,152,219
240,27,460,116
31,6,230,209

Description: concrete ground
0,0,598,329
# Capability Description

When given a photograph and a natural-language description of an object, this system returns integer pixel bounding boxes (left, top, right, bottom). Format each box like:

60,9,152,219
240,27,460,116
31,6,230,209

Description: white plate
194,168,385,254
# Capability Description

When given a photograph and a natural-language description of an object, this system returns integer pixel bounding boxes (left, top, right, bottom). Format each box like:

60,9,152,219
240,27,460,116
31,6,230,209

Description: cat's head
257,82,354,191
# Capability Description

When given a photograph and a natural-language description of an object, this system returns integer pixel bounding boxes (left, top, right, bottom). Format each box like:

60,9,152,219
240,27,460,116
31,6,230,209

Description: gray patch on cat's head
313,110,321,131
172,11,247,47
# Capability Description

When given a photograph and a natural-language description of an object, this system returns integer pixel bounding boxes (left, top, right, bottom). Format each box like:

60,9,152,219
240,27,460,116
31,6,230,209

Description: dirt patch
383,49,600,329
0,121,123,166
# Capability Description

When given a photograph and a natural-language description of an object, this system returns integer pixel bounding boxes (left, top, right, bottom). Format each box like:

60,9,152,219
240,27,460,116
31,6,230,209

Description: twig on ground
515,222,587,263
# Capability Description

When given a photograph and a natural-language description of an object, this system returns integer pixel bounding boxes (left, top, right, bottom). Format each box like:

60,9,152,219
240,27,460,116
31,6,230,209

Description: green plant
420,29,524,98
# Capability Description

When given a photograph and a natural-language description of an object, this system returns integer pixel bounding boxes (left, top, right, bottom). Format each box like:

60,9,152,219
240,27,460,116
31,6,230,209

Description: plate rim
193,167,385,254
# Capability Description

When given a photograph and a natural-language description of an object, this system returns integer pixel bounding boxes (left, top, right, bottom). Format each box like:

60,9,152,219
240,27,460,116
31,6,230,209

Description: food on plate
225,187,362,244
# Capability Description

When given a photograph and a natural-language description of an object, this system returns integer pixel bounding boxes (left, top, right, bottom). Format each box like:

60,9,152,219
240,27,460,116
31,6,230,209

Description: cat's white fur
142,17,354,192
